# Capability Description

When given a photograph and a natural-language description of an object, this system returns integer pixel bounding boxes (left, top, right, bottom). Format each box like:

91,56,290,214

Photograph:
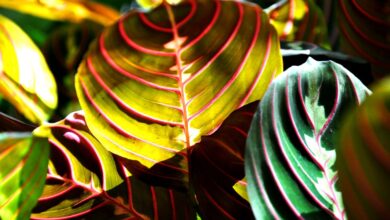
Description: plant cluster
0,0,389,219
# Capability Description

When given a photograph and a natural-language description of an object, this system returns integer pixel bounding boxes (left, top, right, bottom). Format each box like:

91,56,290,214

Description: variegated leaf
76,0,282,168
245,58,370,219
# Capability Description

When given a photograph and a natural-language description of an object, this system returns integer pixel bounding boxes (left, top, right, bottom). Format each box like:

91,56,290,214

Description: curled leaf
0,15,58,124
0,0,120,26
0,132,49,220
76,0,282,168
336,78,390,220
245,58,370,219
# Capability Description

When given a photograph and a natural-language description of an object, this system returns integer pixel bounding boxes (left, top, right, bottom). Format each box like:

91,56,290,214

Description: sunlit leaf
336,77,390,220
0,15,57,124
190,102,257,219
337,0,390,78
32,111,196,219
245,58,370,219
136,0,185,10
281,41,374,85
0,132,49,220
0,0,120,26
253,0,330,48
76,0,282,168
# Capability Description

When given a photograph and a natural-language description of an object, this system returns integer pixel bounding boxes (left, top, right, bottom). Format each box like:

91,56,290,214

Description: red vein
169,190,177,220
239,18,273,107
201,187,235,220
151,187,158,220
249,147,281,219
188,3,248,121
88,53,183,126
183,2,243,85
183,0,221,49
120,164,144,218
79,78,180,154
99,35,180,92
350,0,389,25
266,86,303,219
118,15,176,56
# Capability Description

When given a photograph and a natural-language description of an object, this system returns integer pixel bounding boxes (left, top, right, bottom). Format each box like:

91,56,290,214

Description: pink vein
169,190,177,220
188,3,250,121
118,16,176,57
79,78,180,154
99,35,180,92
183,0,221,49
201,187,235,220
183,2,243,85
249,143,280,219
151,186,158,220
87,54,183,126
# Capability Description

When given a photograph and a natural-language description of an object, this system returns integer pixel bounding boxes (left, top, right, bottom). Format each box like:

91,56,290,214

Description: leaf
245,58,371,219
189,102,257,220
75,0,282,168
32,111,196,219
281,41,374,86
254,0,330,48
336,77,390,220
0,132,49,220
337,0,390,78
0,112,35,132
0,0,120,26
0,15,58,124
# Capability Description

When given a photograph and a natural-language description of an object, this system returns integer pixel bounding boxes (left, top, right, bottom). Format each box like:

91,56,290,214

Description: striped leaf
0,112,35,132
0,15,57,124
190,102,257,220
245,58,370,219
0,132,49,220
253,0,330,48
336,78,390,220
337,0,390,78
32,111,196,219
0,0,119,26
76,0,282,168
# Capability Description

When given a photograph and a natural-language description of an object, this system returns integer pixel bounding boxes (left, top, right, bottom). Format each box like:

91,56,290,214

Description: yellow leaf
136,0,185,10
0,0,120,26
0,15,57,124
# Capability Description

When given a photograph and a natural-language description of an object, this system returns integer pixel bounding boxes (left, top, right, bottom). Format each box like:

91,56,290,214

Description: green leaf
336,77,390,220
0,132,49,220
337,0,390,78
32,111,196,219
253,0,330,49
75,0,282,168
0,15,58,124
190,102,257,220
245,58,370,219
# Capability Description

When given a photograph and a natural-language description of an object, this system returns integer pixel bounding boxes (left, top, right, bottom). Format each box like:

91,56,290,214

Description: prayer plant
0,0,388,219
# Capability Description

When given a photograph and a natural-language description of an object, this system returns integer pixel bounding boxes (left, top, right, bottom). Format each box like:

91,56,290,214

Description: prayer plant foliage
75,0,282,168
0,0,389,219
245,59,371,220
